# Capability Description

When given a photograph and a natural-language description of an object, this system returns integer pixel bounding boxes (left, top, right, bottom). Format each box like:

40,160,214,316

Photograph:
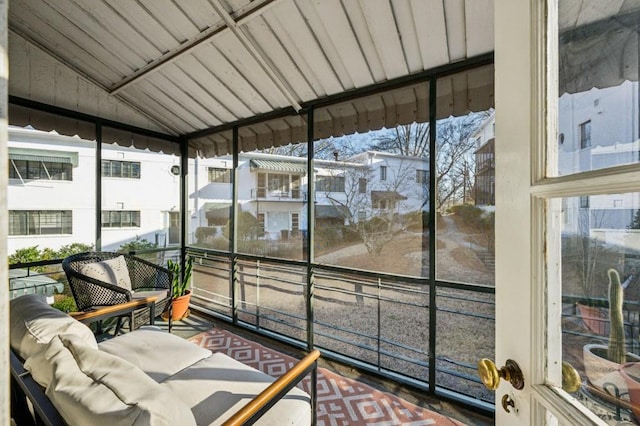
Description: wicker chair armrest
69,297,158,323
67,272,131,310
75,274,132,297
126,257,172,292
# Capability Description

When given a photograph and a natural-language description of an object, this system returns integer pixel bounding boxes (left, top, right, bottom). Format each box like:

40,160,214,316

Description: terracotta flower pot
583,344,640,399
168,290,191,320
620,362,640,420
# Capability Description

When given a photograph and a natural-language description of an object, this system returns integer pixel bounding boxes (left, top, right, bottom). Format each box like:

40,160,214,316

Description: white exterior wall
7,127,182,255
472,113,496,149
558,81,640,236
346,151,429,213
8,129,95,254
101,145,181,251
558,81,638,175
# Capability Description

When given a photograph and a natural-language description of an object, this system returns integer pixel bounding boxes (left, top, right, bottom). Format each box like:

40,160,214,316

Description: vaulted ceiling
8,0,494,147
7,0,635,156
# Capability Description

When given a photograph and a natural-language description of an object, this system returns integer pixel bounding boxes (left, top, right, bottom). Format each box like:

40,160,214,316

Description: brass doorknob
478,358,524,390
561,361,581,393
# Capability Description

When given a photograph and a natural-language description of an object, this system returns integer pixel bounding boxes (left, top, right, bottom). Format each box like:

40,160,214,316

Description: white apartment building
473,82,640,247
558,81,640,242
189,150,428,240
8,126,182,255
8,128,429,255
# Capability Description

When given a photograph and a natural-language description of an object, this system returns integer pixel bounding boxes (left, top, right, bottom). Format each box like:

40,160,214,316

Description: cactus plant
607,268,626,364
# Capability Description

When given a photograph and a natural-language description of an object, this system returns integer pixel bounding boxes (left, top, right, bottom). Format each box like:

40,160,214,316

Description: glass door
494,0,640,424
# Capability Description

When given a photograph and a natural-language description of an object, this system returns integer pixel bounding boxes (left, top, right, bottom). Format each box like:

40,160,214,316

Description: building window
579,120,592,149
208,167,232,183
102,160,141,178
375,199,395,210
257,213,265,235
268,173,290,195
257,173,266,197
358,178,367,194
380,166,387,181
292,213,299,231
316,176,345,192
291,175,301,198
9,210,72,235
416,169,428,184
9,159,72,181
579,196,590,208
101,211,141,228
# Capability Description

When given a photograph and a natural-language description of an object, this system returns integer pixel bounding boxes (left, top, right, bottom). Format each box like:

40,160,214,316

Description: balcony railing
251,187,305,200
186,247,496,408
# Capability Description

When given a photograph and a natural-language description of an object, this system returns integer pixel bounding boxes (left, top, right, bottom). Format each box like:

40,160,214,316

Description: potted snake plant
165,257,193,320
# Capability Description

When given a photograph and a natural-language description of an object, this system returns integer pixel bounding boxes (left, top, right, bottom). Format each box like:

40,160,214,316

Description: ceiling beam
208,0,302,112
109,0,283,95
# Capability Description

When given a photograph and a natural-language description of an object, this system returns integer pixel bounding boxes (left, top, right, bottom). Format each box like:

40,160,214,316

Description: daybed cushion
9,294,98,360
25,333,196,426
77,255,132,290
98,328,212,382
160,352,311,426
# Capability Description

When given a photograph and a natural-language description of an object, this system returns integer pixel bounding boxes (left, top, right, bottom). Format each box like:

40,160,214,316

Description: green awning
204,202,232,219
250,159,307,174
371,191,408,204
9,148,79,166
316,204,350,219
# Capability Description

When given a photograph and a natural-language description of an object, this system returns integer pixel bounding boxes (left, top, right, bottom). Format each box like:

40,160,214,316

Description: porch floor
140,310,494,425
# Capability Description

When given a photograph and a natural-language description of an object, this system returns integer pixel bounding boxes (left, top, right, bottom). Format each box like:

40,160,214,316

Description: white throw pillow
26,333,197,426
77,255,132,291
10,294,97,360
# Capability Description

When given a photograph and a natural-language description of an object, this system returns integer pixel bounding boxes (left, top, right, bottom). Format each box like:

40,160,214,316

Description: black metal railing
186,246,497,409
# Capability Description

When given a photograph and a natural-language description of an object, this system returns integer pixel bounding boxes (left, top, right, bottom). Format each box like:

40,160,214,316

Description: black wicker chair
62,252,172,331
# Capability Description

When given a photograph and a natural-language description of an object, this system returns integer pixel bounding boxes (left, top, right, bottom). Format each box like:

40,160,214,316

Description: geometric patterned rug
189,328,465,425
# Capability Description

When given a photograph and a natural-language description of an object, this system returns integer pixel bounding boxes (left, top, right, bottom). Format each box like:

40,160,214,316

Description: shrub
9,243,96,265
195,226,217,243
315,224,341,250
118,237,157,253
52,295,77,313
56,243,94,258
405,211,430,231
9,246,44,265
224,212,261,241
451,204,484,228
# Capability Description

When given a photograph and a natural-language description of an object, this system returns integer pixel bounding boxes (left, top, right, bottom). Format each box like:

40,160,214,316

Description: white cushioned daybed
10,294,318,425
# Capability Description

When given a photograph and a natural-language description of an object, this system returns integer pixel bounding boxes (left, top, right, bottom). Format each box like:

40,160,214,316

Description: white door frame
496,0,640,424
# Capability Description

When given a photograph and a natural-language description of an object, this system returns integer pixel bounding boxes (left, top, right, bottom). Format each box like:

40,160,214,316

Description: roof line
185,52,494,140
8,95,180,143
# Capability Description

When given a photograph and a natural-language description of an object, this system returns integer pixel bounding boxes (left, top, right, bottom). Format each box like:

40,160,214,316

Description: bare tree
372,123,430,156
260,139,338,160
435,114,488,210
569,207,618,297
318,159,418,254
371,113,490,212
